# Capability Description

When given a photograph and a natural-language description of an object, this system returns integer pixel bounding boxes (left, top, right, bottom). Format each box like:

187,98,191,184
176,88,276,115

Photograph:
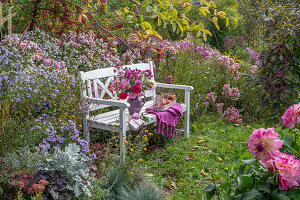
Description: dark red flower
119,92,128,100
132,84,141,93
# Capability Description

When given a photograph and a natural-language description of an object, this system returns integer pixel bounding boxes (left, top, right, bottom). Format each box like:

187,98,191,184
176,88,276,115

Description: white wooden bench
79,61,193,158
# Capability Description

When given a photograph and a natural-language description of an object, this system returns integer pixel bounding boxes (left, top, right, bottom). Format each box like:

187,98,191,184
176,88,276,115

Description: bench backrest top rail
79,62,155,111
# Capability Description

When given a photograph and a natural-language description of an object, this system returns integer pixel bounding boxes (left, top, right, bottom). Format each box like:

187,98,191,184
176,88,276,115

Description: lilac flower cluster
0,45,24,99
221,107,243,123
243,47,260,65
222,84,240,97
224,35,247,48
1,34,79,119
217,103,224,112
204,92,217,105
250,65,259,74
217,55,240,71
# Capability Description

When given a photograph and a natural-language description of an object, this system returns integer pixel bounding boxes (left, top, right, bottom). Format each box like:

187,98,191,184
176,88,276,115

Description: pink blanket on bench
145,103,182,137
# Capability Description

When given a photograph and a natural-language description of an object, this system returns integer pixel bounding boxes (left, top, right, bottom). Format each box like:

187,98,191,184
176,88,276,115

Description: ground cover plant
0,0,299,199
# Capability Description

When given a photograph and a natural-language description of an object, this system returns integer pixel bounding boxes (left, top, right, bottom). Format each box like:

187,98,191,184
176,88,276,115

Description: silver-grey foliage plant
37,143,93,197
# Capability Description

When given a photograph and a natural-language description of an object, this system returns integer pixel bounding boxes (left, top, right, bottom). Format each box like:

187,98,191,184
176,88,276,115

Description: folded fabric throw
145,103,182,137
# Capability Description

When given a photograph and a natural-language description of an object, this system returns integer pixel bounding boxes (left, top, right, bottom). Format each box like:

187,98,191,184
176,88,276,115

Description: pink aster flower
248,128,283,163
135,80,142,86
128,92,137,99
273,152,300,190
281,103,300,129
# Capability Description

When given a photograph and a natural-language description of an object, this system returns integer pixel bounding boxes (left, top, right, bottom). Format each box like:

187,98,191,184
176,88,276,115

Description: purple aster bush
31,117,93,157
1,34,84,121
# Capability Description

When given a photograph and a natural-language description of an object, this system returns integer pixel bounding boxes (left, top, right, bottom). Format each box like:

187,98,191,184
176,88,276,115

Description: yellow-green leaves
212,16,219,30
168,8,178,19
232,17,238,23
116,10,123,16
199,7,210,16
226,17,229,27
123,7,130,14
139,21,162,39
184,6,192,13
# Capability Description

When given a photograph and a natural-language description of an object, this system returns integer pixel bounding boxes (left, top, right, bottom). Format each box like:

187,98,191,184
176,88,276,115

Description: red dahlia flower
119,92,128,100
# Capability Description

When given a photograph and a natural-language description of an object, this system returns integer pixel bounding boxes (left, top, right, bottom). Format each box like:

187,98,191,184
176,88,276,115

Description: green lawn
142,115,263,199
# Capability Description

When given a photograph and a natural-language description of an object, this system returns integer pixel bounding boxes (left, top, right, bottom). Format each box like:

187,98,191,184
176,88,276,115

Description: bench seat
88,100,187,132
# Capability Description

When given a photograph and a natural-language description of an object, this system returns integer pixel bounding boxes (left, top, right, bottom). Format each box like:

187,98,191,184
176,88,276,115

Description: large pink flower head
248,128,283,163
273,152,300,190
282,103,300,129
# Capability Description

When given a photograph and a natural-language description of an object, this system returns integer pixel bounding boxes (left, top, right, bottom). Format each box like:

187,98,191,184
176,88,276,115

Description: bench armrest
156,82,194,91
84,97,130,108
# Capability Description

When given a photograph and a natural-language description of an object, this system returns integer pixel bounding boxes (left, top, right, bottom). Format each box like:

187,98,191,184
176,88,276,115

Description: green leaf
272,194,290,200
172,22,177,32
204,184,215,192
184,6,192,13
282,134,294,146
257,184,271,193
237,175,253,191
146,5,153,12
243,189,261,200
158,17,161,26
158,12,168,20
241,158,256,165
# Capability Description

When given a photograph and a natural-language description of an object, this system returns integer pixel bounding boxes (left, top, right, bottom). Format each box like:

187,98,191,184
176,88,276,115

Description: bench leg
184,90,190,138
119,107,127,160
83,117,90,143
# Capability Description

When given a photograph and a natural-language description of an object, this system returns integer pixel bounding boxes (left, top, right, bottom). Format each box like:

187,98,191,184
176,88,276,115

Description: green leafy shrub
251,3,300,122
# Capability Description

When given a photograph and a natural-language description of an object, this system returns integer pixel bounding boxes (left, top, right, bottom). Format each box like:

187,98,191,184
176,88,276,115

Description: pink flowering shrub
206,92,217,103
217,55,240,71
221,107,243,123
222,84,240,98
217,103,224,112
281,103,300,129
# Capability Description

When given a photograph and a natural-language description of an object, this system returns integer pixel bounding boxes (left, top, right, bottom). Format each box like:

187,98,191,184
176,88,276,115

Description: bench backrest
79,61,156,111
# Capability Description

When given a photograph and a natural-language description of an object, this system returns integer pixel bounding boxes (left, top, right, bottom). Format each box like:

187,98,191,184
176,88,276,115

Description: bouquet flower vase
127,97,143,115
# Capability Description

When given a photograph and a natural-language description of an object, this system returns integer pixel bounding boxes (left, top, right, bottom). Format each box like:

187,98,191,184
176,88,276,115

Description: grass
141,115,264,199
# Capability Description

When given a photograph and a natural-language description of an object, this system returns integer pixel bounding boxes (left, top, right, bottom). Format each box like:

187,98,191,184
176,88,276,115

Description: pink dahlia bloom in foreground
273,152,300,190
282,103,300,129
248,128,283,163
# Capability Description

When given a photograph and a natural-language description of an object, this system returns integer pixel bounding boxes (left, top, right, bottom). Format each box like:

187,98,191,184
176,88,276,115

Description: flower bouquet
111,65,156,115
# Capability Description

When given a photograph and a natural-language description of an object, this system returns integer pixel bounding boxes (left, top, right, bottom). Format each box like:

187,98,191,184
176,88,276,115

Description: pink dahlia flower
282,103,300,129
248,128,283,163
273,152,300,190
